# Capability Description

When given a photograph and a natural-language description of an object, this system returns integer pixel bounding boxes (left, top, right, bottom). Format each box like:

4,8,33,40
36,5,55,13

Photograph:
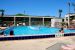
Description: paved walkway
0,36,75,50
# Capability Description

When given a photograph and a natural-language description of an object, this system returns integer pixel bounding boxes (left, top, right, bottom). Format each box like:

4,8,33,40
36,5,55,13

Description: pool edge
0,33,75,41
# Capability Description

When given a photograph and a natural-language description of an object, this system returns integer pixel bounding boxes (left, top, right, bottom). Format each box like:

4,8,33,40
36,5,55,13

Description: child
56,28,64,37
59,29,64,33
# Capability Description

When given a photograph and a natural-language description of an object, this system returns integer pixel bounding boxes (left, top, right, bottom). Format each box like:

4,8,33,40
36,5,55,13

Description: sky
0,0,75,18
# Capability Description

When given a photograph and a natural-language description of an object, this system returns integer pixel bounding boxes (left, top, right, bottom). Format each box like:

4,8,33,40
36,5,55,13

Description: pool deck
0,36,75,50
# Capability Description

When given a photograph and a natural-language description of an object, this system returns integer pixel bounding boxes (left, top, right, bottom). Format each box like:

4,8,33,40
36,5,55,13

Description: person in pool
58,28,64,37
59,29,64,33
10,30,14,36
59,28,64,33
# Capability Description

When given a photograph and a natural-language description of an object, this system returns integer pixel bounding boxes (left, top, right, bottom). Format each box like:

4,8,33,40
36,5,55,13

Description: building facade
64,13,75,25
0,15,64,28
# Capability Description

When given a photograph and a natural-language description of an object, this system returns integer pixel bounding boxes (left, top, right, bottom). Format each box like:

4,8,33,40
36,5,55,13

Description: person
60,28,64,33
10,30,14,36
55,28,64,37
59,30,64,33
0,31,4,36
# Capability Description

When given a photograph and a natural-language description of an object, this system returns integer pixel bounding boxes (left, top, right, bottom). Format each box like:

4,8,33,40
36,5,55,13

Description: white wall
51,18,62,27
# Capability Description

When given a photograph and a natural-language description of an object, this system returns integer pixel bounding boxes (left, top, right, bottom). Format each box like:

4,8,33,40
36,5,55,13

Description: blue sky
0,0,75,17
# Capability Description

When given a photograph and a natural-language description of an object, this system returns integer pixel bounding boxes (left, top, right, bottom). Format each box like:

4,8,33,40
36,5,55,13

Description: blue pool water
2,26,75,36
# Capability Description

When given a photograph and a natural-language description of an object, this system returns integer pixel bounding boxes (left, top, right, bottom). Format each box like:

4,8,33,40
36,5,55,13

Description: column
29,17,31,26
14,16,16,26
68,15,70,26
43,17,45,26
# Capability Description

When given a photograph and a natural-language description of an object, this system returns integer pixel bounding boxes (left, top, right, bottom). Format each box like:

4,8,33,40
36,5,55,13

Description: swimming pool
3,26,75,36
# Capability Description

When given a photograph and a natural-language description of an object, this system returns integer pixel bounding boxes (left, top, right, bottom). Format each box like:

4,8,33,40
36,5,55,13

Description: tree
0,9,4,26
15,13,29,16
59,9,62,18
72,3,75,13
0,9,4,17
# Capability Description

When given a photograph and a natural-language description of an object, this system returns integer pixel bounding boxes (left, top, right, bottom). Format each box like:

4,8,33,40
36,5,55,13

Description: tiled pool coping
0,33,75,41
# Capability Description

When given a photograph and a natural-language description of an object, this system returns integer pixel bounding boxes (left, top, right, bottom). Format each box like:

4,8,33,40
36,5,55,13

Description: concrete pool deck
0,36,75,50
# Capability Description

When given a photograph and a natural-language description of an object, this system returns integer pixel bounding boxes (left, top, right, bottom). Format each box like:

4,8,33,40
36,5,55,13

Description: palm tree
0,9,4,17
72,3,75,13
0,9,4,26
59,9,62,18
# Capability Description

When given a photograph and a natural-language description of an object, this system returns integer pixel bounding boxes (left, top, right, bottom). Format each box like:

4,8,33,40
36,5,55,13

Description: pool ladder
55,33,64,37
